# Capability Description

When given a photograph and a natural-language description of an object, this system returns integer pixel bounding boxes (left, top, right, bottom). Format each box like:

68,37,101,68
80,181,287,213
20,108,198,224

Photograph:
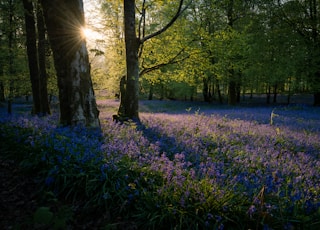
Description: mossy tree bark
41,0,100,127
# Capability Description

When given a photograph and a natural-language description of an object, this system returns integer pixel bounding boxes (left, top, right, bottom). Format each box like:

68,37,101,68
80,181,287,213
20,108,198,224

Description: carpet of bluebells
1,100,320,229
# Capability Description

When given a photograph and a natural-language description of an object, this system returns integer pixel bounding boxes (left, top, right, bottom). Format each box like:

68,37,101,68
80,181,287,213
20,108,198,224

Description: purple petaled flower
45,176,54,186
206,213,213,220
180,197,185,207
215,215,222,222
247,205,256,218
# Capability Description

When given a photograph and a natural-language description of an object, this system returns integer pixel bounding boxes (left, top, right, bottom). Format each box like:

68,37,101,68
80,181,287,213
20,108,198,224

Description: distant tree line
101,0,320,108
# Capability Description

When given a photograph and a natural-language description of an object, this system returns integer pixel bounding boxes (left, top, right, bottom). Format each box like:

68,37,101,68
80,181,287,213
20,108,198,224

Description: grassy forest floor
0,97,320,229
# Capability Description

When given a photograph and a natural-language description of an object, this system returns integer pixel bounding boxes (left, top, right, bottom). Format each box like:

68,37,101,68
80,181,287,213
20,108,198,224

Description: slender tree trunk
7,0,14,114
41,0,100,127
123,0,140,121
203,77,210,102
266,85,271,104
118,76,126,116
0,82,4,102
314,72,320,106
160,83,164,100
236,82,241,103
37,3,50,115
0,28,3,102
226,0,237,106
217,82,223,104
228,80,237,105
23,0,41,114
148,83,153,100
314,91,320,106
273,84,277,103
211,78,215,101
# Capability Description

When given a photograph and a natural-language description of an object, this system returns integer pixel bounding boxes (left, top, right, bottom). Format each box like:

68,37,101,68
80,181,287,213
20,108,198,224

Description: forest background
1,0,320,117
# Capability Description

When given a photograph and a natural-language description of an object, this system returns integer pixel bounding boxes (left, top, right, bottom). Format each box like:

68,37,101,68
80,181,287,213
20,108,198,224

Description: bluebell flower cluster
1,103,319,228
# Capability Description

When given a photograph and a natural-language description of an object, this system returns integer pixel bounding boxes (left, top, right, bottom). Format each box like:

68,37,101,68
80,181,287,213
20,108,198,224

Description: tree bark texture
7,0,14,114
36,4,51,115
123,0,140,121
117,75,126,116
23,0,41,114
23,0,50,115
41,0,100,127
228,80,237,105
0,82,4,102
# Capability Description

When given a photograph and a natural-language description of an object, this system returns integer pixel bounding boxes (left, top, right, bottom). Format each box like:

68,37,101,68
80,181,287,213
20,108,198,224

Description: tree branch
139,46,189,76
138,0,146,40
140,0,191,44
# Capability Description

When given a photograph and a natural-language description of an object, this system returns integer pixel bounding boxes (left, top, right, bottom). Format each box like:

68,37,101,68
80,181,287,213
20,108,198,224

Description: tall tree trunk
314,93,320,105
203,77,210,102
228,80,237,105
148,83,153,100
118,75,126,116
226,0,237,106
217,82,223,104
37,3,50,115
266,85,271,104
123,0,140,121
7,0,14,114
0,25,3,102
41,0,100,127
236,82,241,103
160,83,164,100
23,0,41,114
0,82,4,102
314,72,320,106
273,84,278,103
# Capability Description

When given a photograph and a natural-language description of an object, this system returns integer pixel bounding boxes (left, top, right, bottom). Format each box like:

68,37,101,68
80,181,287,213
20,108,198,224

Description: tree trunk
236,82,241,103
217,82,223,104
23,0,41,115
266,85,271,104
160,83,164,100
0,82,4,102
118,76,126,116
314,72,320,106
211,79,215,101
273,84,278,103
123,0,140,121
228,80,237,105
41,0,100,127
36,3,51,115
203,77,210,102
148,83,153,100
7,0,14,114
0,28,3,102
314,92,320,106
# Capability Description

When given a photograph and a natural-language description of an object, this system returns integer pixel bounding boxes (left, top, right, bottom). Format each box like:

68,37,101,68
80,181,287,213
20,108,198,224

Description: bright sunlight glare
81,27,94,40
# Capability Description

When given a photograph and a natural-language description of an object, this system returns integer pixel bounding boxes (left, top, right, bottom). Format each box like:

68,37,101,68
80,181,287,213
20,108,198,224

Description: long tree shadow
136,121,203,166
137,123,180,160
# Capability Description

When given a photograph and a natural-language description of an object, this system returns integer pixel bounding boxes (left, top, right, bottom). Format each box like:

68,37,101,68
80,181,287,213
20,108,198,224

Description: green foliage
33,205,73,229
95,0,320,103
